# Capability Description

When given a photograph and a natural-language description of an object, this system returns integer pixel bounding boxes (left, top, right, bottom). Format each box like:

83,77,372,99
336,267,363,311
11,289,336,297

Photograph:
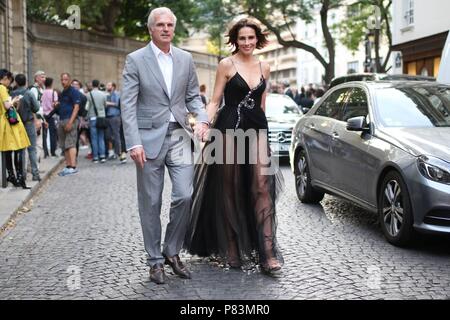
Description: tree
191,0,233,58
27,0,205,42
337,0,392,73
237,0,343,84
27,0,123,34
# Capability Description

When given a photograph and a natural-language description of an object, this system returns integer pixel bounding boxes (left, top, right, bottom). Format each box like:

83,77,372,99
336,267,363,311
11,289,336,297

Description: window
403,0,414,26
341,88,369,122
347,61,359,74
315,88,351,119
374,86,450,127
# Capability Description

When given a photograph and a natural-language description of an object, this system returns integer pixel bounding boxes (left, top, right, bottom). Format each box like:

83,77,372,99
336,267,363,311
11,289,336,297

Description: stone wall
26,21,218,92
11,0,27,75
0,0,13,70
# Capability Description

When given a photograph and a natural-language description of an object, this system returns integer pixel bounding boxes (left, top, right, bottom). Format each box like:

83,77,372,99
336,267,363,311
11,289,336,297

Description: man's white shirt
150,41,176,123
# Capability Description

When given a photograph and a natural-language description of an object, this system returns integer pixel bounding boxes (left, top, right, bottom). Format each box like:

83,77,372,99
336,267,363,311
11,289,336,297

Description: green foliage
27,0,207,43
335,3,371,52
191,0,234,56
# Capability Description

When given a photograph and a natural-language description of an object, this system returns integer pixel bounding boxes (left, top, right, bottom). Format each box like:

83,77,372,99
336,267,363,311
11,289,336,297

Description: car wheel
295,149,324,203
378,171,415,246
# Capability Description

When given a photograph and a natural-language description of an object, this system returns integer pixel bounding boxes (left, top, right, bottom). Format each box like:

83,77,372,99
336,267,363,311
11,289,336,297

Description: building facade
256,2,389,88
0,0,14,71
391,0,450,76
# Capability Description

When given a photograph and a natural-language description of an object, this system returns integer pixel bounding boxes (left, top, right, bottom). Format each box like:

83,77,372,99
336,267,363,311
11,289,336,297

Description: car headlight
417,155,450,184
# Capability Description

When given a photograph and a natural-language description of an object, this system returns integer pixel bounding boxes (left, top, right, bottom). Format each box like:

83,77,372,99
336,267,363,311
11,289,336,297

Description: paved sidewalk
0,154,64,232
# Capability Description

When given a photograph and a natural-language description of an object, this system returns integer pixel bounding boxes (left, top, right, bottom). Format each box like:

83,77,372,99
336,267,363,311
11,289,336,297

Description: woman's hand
11,96,21,108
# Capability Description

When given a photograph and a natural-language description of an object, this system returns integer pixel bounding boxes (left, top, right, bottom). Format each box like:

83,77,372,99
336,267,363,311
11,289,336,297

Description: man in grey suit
121,7,209,284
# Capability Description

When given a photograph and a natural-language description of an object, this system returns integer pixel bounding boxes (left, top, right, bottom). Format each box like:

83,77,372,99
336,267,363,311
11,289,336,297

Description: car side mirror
302,107,310,114
346,116,370,132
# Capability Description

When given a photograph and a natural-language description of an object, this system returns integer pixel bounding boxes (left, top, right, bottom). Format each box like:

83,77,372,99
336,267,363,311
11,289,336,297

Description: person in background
29,70,46,136
283,81,294,99
105,82,122,160
56,73,80,176
299,90,315,110
0,69,31,188
41,77,59,158
71,79,89,158
11,74,41,181
86,79,107,163
313,87,325,104
199,84,208,107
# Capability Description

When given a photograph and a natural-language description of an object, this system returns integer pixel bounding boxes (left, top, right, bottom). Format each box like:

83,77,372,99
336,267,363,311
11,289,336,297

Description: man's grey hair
147,7,177,28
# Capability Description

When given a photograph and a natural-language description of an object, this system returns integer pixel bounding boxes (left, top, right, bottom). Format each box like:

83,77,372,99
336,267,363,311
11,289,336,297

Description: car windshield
266,95,301,118
374,86,450,127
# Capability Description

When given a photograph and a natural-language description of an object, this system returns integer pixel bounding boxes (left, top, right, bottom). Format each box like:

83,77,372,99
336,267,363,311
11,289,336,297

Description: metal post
1,152,6,188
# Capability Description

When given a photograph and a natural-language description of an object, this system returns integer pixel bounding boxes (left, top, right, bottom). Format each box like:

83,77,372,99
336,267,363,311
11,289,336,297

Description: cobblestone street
0,152,449,300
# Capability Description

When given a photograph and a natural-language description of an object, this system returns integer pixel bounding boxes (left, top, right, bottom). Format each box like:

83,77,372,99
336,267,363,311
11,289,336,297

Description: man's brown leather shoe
164,254,191,279
149,263,166,284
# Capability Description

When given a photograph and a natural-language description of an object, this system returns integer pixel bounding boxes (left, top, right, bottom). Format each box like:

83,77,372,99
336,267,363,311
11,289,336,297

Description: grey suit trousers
136,122,194,267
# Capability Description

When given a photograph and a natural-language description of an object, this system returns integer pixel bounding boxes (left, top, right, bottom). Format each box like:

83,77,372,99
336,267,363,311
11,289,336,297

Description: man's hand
194,122,209,141
64,122,73,133
130,146,147,169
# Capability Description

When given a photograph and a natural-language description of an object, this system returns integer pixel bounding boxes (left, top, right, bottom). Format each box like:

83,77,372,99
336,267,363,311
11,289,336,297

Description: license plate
271,144,289,152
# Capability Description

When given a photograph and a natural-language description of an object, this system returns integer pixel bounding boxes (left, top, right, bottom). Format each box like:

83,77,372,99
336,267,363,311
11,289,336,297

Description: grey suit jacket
121,43,208,159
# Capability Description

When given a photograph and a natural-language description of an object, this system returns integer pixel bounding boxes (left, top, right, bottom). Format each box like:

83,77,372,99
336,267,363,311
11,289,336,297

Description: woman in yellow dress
0,69,31,188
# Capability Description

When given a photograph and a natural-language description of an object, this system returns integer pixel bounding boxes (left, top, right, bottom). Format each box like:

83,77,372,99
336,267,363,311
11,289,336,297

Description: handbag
6,107,19,125
45,90,58,120
89,92,108,129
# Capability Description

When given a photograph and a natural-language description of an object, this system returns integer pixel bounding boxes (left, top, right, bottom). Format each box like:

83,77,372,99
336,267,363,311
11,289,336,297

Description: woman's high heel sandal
261,259,282,276
227,258,242,269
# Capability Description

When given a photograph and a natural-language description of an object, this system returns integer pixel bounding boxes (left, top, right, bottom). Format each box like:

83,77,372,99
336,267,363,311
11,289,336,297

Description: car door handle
308,123,315,129
332,132,339,139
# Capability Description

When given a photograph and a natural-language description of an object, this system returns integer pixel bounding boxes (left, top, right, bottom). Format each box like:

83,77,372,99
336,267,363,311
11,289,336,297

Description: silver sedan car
290,81,450,246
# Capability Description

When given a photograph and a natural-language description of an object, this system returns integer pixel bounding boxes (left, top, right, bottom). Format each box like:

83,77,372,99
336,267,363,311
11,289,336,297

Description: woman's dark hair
0,69,13,81
45,77,53,88
226,18,268,55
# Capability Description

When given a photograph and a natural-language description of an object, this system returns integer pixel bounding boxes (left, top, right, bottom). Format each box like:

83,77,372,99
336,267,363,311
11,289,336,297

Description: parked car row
288,81,450,246
266,93,303,157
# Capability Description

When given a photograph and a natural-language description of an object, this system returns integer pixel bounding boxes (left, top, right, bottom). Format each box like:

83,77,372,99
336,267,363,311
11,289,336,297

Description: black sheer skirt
184,104,284,270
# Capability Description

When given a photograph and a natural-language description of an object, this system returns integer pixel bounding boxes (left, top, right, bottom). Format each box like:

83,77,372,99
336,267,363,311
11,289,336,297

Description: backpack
30,84,43,102
78,92,88,117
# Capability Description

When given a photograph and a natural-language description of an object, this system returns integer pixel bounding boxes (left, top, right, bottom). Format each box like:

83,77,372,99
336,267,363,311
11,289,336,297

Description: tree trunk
374,28,382,72
381,0,393,72
249,2,335,85
321,0,335,84
93,0,123,34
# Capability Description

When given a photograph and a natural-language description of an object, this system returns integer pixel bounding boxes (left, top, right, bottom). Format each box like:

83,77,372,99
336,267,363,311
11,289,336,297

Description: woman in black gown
184,18,284,275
